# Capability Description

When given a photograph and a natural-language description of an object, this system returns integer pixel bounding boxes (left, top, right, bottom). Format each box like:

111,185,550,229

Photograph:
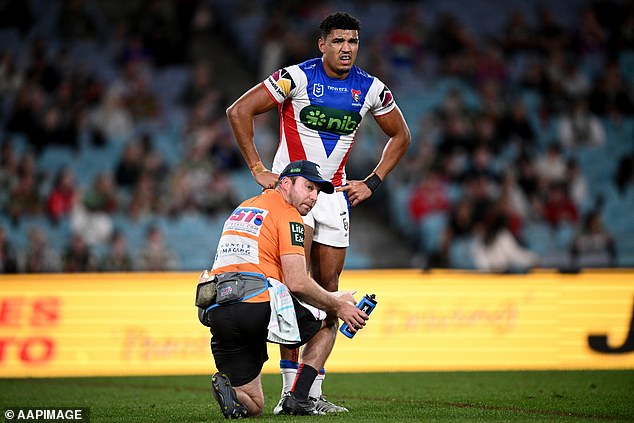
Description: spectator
46,167,76,224
99,230,133,271
471,210,538,273
5,85,47,154
22,228,61,272
534,5,570,53
500,9,535,55
135,224,178,271
560,59,592,100
408,170,451,223
499,169,531,221
558,97,606,149
570,210,616,268
588,59,634,116
613,152,634,196
180,61,216,107
194,168,237,216
126,171,163,220
384,7,428,85
0,50,24,97
0,142,19,211
565,158,590,211
436,199,475,267
115,141,144,190
62,233,97,272
89,85,134,141
535,142,567,185
82,172,118,213
497,100,537,153
0,225,18,273
543,182,579,228
8,168,42,223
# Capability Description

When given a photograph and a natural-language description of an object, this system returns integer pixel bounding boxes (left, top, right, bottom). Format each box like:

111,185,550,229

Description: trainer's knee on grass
235,388,264,417
235,377,265,417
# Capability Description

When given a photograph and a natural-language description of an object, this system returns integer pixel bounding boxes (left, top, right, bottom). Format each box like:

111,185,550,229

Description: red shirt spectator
543,182,579,227
408,172,451,222
46,167,76,223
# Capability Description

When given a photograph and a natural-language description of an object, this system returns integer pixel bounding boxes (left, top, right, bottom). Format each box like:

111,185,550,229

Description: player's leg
304,192,350,412
273,224,314,414
306,243,349,412
279,314,337,415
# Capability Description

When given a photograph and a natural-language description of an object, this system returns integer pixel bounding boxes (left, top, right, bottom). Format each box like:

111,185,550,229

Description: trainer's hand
333,290,368,333
254,170,279,190
337,181,372,207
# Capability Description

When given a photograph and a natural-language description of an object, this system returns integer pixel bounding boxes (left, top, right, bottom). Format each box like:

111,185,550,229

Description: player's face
286,177,319,216
319,29,359,79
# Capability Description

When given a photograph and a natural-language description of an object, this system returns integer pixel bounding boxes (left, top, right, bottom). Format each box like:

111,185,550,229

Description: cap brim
304,176,334,194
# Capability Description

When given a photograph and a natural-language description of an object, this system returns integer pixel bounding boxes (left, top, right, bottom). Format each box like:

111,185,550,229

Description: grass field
1,370,633,422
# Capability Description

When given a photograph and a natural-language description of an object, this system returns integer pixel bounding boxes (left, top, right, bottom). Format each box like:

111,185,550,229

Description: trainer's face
319,29,359,79
284,177,319,216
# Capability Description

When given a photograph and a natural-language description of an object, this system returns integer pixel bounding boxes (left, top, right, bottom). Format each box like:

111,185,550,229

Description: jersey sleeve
263,66,301,104
368,78,397,117
276,207,306,257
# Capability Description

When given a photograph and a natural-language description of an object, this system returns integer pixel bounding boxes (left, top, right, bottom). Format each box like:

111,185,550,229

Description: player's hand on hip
337,181,372,207
255,171,279,190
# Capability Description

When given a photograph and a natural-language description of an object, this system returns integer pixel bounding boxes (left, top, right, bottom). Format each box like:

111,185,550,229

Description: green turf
1,371,633,422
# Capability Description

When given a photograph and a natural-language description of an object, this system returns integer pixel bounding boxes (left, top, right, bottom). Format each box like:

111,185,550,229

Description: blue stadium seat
521,221,556,255
418,212,448,254
448,236,476,270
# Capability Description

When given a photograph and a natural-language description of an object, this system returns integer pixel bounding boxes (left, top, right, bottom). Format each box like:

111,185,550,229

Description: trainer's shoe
311,395,349,413
211,372,248,419
272,392,289,415
280,392,321,415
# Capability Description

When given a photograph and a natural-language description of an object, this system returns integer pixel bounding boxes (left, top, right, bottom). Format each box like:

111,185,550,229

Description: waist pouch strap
206,272,269,312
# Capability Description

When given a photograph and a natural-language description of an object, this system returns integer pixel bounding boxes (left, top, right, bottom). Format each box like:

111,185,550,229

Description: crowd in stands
1,0,633,273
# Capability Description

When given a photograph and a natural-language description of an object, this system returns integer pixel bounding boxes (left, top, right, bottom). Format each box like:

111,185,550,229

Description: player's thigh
309,191,350,248
310,243,345,291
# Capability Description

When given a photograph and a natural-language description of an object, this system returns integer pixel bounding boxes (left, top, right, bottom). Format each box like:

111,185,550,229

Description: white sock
280,361,298,394
308,371,325,399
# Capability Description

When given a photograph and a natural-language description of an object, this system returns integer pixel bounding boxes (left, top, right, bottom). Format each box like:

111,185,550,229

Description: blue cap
279,160,334,194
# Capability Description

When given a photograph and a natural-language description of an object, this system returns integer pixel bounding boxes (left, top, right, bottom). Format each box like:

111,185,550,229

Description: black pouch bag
195,270,217,308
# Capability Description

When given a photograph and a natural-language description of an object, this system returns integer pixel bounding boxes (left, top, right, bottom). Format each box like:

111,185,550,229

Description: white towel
267,278,300,344
266,278,326,344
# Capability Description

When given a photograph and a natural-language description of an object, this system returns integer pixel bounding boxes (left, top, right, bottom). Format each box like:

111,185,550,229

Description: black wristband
363,173,382,192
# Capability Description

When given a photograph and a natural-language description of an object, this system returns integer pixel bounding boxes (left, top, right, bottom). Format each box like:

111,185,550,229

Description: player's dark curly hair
318,12,360,39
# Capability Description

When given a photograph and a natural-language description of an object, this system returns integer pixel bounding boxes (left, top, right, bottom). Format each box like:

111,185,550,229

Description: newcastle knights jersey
262,58,396,187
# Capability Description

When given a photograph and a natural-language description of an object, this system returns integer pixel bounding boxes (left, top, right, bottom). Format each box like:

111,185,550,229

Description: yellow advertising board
0,270,632,377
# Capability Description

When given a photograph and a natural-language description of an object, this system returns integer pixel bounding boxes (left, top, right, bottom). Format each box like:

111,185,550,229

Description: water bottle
339,294,377,339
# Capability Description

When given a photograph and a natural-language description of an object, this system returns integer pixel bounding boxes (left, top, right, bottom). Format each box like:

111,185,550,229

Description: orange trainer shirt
210,189,306,303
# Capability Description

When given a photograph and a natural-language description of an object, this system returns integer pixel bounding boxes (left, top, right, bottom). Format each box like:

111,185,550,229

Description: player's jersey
210,190,306,302
263,58,396,187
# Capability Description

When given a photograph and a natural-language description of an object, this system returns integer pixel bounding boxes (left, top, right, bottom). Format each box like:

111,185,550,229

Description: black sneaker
211,372,248,419
280,392,322,415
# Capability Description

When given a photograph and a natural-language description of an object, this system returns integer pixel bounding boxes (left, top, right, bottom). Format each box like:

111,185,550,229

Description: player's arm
338,106,411,207
226,84,279,188
281,253,367,331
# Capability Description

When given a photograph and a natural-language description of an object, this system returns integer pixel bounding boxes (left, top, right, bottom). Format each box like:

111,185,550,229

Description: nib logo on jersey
300,105,361,135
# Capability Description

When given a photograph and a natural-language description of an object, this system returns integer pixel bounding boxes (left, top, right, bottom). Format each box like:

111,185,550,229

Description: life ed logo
289,222,304,247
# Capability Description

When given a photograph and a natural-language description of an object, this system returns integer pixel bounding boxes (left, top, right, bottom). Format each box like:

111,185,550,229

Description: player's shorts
205,297,322,387
302,190,350,248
